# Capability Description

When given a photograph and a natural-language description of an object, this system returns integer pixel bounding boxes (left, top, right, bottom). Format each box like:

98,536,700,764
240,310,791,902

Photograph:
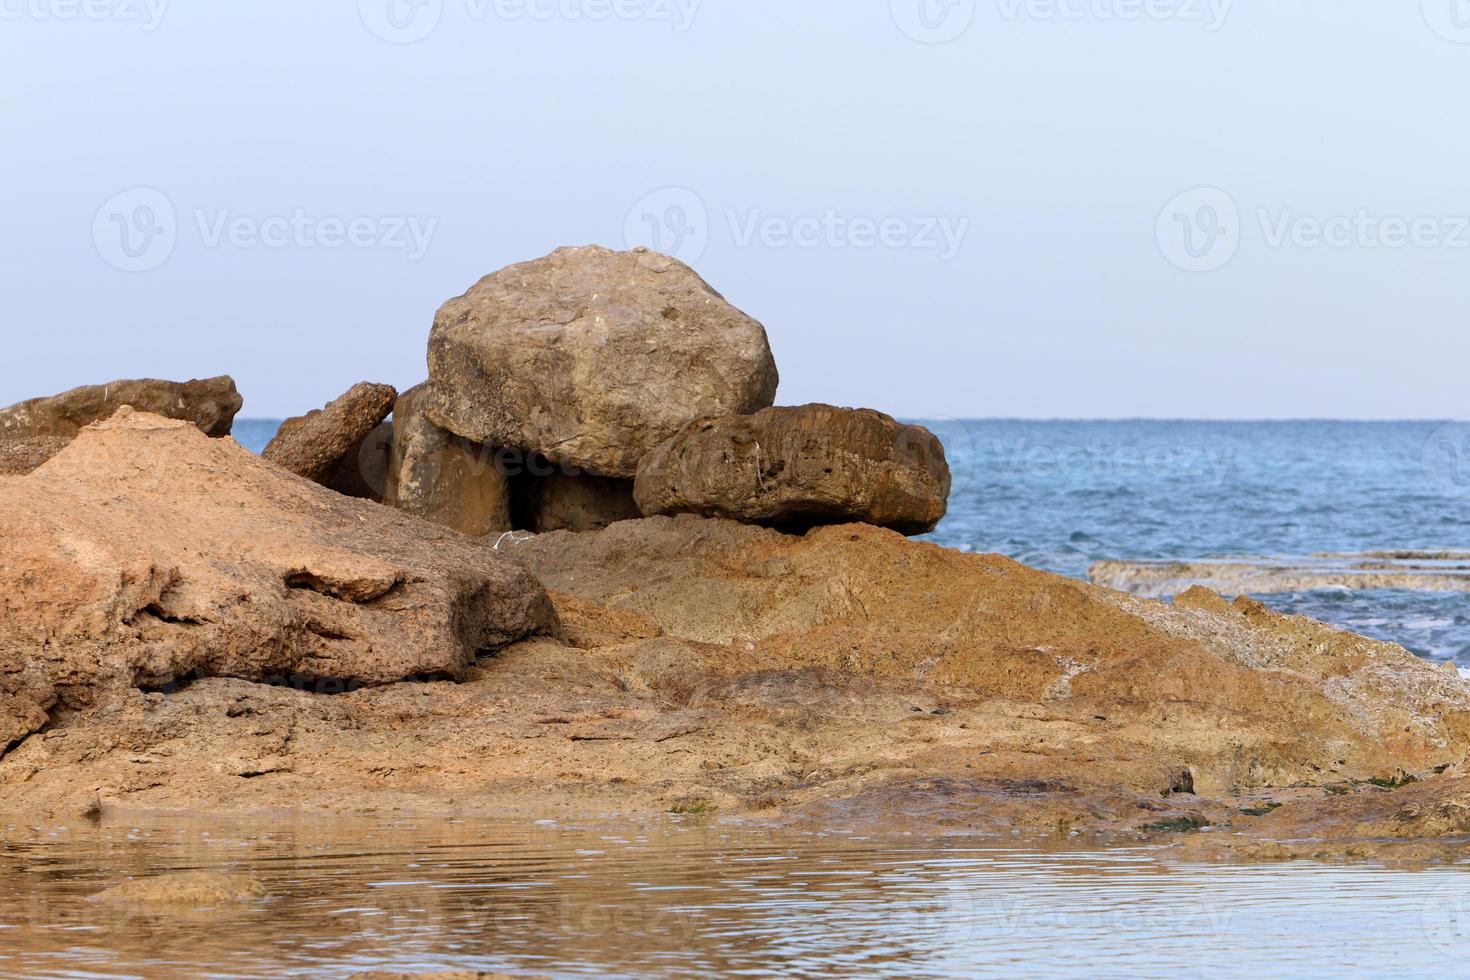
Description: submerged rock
385,384,512,537
1091,555,1470,597
92,871,268,906
0,409,556,751
634,405,950,534
263,382,397,492
0,376,242,475
427,246,779,478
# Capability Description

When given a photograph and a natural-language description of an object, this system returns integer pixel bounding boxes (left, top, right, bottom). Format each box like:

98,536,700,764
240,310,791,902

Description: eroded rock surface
4,514,1468,859
0,409,556,751
386,384,512,537
635,405,950,534
264,382,397,488
427,246,779,478
0,376,242,475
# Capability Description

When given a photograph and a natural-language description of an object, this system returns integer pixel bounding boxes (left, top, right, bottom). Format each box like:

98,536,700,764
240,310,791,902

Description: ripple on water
1,815,1469,978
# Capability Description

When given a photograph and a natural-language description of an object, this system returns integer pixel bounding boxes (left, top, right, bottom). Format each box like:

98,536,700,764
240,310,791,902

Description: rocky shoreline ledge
3,246,1469,862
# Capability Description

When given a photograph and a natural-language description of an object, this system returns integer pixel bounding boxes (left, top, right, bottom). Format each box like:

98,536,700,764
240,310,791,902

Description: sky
2,1,1468,420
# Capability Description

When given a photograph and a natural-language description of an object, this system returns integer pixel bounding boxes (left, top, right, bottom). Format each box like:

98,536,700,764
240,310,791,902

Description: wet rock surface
0,376,242,475
634,404,950,534
427,246,779,478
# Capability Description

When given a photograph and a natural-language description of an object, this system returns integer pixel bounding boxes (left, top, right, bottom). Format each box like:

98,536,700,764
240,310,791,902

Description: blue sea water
232,419,1470,667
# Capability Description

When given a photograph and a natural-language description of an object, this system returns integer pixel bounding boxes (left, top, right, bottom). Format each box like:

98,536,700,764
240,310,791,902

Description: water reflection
0,815,1468,978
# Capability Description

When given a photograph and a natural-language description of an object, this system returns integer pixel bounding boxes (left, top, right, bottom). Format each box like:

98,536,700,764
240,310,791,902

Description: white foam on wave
1460,667,1470,681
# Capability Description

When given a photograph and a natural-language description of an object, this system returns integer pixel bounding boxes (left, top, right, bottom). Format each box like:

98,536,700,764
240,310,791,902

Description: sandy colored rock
0,408,556,750
0,376,241,475
264,382,397,486
427,246,779,478
512,465,642,533
6,514,1470,860
92,871,268,906
386,384,512,537
635,405,950,534
320,420,395,502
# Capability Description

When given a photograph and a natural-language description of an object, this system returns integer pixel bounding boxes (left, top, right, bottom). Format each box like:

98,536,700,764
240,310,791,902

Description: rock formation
426,246,779,478
385,384,512,537
0,376,242,475
634,405,950,534
263,382,397,493
0,409,556,751
511,465,642,533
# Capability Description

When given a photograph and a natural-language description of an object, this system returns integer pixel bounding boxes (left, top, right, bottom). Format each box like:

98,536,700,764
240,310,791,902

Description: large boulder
634,405,950,535
426,246,780,478
263,382,397,492
0,376,242,475
0,409,556,750
385,384,512,538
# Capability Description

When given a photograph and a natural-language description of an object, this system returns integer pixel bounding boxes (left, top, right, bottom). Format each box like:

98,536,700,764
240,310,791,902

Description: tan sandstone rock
4,513,1469,856
0,409,556,751
385,384,512,537
0,376,242,475
634,405,950,534
264,382,398,490
427,246,780,478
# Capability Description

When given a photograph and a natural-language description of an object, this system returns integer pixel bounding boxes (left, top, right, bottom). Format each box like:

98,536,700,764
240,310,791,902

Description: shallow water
2,815,1469,979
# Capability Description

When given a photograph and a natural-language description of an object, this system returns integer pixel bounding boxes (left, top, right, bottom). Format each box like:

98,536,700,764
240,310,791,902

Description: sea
234,419,1470,668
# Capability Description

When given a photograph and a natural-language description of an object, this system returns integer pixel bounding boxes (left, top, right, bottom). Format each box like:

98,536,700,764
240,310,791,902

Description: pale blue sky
2,1,1468,420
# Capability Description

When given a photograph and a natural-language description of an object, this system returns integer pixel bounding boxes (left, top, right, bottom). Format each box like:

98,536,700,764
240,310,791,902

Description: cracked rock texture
427,246,779,478
0,409,556,750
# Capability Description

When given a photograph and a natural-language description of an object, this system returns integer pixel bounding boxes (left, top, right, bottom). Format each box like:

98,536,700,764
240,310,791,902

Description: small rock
634,404,950,534
384,383,512,536
264,382,397,487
